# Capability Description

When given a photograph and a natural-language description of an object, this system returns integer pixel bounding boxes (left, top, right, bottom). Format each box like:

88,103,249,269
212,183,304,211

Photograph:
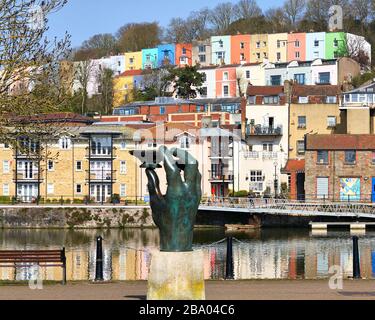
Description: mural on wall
340,178,360,201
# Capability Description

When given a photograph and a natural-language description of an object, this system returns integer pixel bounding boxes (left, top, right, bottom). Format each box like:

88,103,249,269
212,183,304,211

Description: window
294,73,305,85
223,72,229,80
263,52,267,58
277,40,281,48
223,85,229,97
240,42,245,49
256,53,261,59
313,51,319,58
76,161,82,171
200,87,207,97
317,151,329,164
263,96,279,104
3,184,9,196
217,52,224,60
318,72,330,84
47,183,54,195
326,96,337,103
314,40,320,47
276,52,281,61
219,40,223,48
76,184,82,194
3,143,9,149
59,137,71,150
199,45,206,53
345,150,356,164
351,94,358,102
247,96,256,104
160,106,166,115
263,41,267,47
333,39,338,47
297,140,305,154
298,97,308,104
182,47,187,55
295,40,300,48
246,70,250,79
120,184,126,197
48,160,54,171
199,55,206,63
120,141,127,150
295,51,300,59
249,171,263,192
240,53,245,61
201,72,207,82
3,160,9,174
327,116,337,127
129,57,134,64
270,75,281,86
263,143,273,152
334,51,338,58
180,136,190,149
298,116,306,128
120,161,127,174
256,41,260,48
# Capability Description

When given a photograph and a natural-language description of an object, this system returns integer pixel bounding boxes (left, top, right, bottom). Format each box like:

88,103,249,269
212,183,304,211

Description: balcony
209,170,234,182
86,148,117,159
243,151,260,159
262,152,279,160
14,171,42,182
246,125,283,136
243,151,279,160
86,170,117,183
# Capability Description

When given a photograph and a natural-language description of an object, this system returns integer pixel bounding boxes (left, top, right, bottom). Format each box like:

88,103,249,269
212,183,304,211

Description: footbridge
199,198,375,219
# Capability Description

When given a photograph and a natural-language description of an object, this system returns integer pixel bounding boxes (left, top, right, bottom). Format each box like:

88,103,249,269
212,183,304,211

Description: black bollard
225,237,234,280
353,236,361,279
95,236,104,281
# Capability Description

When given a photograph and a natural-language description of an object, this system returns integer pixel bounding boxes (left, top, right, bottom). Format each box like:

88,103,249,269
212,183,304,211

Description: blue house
142,48,158,69
157,44,176,67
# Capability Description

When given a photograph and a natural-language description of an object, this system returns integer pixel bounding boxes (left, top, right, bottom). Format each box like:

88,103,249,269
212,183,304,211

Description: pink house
215,65,238,98
287,33,306,62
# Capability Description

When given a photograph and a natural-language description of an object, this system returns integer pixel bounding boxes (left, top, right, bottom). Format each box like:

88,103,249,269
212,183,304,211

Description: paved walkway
1,280,375,300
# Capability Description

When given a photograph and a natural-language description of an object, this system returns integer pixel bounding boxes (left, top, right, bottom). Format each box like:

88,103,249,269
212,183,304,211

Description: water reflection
1,228,375,281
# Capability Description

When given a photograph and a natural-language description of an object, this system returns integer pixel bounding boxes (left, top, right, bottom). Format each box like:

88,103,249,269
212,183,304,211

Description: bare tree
351,0,372,24
0,0,71,141
283,0,306,28
265,8,290,33
209,2,235,32
233,0,262,20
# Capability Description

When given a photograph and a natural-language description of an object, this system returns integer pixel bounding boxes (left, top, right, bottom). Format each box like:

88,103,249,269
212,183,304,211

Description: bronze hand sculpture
131,146,202,252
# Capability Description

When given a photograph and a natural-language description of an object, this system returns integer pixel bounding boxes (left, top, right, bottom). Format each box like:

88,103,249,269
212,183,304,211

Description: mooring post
353,236,361,279
225,237,234,280
95,236,104,281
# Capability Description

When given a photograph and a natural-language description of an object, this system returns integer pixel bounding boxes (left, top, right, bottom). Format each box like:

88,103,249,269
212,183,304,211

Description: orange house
215,65,238,98
175,43,193,67
231,35,251,64
287,33,306,62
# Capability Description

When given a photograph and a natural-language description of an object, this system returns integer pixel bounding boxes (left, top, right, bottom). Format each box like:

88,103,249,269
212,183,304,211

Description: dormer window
59,137,71,150
180,136,190,149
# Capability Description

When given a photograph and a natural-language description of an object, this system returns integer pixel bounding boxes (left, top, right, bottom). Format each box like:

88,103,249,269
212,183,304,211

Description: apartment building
192,40,212,66
124,51,143,71
211,36,231,65
240,85,289,195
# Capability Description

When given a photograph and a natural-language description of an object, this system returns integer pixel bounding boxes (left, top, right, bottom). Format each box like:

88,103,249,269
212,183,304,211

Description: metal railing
208,171,234,181
246,125,283,136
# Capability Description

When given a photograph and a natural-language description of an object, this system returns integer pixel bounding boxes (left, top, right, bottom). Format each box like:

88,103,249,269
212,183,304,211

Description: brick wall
305,150,375,201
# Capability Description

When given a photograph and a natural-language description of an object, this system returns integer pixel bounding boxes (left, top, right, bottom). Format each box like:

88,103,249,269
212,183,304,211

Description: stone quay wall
0,206,155,229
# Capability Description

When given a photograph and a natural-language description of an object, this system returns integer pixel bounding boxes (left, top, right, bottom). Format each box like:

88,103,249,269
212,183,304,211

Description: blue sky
46,0,279,48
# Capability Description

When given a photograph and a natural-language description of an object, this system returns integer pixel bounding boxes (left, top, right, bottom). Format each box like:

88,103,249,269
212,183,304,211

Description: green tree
168,66,204,99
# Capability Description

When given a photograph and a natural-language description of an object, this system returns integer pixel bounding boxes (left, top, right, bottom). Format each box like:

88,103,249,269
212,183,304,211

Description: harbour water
1,228,375,281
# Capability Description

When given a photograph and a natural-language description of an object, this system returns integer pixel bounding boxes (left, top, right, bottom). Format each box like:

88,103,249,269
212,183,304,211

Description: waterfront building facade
124,51,143,71
211,35,231,66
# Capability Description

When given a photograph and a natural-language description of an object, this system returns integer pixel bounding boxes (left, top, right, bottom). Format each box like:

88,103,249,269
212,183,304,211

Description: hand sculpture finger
171,147,198,186
159,146,179,181
145,168,163,201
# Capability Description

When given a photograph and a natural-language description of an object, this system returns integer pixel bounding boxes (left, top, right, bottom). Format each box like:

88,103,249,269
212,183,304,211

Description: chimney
284,80,293,104
240,95,247,139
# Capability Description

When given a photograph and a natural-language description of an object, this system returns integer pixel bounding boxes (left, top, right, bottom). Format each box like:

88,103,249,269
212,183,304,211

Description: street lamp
274,161,278,198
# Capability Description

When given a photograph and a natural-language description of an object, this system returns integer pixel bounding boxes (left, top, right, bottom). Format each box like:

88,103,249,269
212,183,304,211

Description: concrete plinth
147,250,205,300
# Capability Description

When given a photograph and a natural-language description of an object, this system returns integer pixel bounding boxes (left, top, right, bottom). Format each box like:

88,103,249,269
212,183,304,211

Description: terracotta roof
141,122,200,141
306,134,375,150
241,62,262,67
117,69,144,77
247,86,284,96
282,159,305,173
292,85,342,97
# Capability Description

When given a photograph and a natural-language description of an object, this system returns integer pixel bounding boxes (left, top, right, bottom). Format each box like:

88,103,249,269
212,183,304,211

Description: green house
325,32,348,59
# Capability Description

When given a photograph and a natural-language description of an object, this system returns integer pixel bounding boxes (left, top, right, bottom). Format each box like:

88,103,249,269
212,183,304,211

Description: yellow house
250,34,269,63
0,124,140,204
113,70,144,107
267,33,288,63
289,85,346,159
124,51,142,71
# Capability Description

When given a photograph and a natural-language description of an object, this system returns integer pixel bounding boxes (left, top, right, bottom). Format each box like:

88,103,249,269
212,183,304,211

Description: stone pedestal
147,250,205,300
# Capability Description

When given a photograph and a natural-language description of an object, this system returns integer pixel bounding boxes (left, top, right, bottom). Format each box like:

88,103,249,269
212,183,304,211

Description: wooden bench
0,249,67,285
